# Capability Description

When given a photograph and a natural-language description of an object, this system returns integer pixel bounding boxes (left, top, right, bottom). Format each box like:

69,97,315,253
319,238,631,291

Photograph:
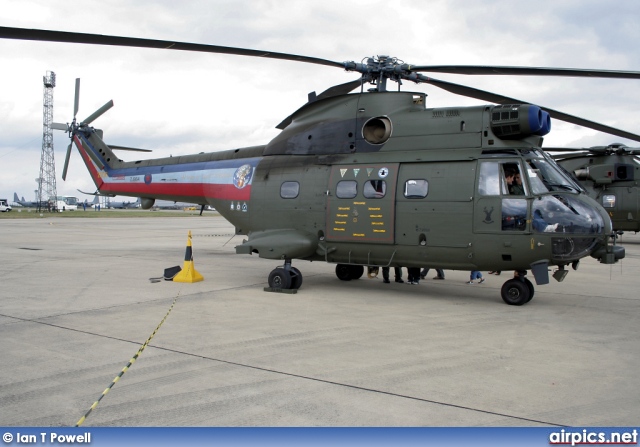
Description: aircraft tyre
350,265,365,280
524,277,534,302
500,278,531,306
290,267,303,289
336,264,352,281
335,264,365,281
268,267,292,289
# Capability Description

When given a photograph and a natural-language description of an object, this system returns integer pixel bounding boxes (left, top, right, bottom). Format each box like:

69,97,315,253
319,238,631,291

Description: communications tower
37,71,57,212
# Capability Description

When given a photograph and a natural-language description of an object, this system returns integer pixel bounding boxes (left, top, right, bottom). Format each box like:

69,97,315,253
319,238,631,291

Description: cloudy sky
2,0,640,203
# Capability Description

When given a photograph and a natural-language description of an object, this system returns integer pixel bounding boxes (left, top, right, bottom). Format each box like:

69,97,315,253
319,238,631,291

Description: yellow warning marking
531,238,535,250
336,214,348,217
353,233,365,237
353,201,366,205
368,207,381,211
371,222,384,225
373,230,387,233
75,290,182,427
338,207,350,211
334,221,347,224
333,228,345,231
370,214,383,218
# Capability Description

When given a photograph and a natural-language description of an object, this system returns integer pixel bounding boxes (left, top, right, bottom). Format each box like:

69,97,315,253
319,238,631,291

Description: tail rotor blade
50,122,69,131
82,100,113,125
62,143,73,181
74,78,80,118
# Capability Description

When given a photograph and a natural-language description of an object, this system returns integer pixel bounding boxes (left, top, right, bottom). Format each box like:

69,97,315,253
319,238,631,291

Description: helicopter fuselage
71,91,623,304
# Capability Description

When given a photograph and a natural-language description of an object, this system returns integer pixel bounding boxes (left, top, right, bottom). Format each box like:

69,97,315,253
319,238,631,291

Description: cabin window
336,180,357,199
363,180,387,199
404,179,428,198
280,181,300,199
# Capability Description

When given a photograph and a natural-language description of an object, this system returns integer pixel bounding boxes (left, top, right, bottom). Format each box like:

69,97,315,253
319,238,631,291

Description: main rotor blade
62,143,72,181
74,78,80,118
81,100,113,125
424,77,640,143
0,26,344,69
410,65,640,79
545,145,640,156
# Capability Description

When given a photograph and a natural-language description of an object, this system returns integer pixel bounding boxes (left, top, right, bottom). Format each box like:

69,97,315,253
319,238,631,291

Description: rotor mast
343,56,430,92
37,71,57,212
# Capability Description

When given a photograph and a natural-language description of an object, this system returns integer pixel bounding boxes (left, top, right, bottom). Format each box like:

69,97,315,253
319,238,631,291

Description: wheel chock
263,287,298,294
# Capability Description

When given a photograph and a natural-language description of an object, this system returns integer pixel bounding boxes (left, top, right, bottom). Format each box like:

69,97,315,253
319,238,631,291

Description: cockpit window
522,151,580,194
478,161,527,196
532,195,604,234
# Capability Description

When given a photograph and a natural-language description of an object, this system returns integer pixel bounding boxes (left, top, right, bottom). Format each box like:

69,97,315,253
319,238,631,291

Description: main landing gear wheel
268,267,292,289
335,264,365,281
500,278,532,306
523,277,534,302
267,265,303,290
290,267,303,289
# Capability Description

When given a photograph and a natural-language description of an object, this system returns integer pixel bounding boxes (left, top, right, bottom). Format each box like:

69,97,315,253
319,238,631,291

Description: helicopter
2,26,639,306
545,144,640,233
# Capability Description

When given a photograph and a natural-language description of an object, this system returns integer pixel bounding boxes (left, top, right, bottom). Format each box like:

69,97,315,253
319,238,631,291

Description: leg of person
408,267,420,284
394,267,404,283
382,267,390,283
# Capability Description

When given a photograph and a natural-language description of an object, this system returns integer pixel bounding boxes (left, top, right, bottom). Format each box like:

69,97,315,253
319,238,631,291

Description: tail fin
73,129,122,192
13,193,19,202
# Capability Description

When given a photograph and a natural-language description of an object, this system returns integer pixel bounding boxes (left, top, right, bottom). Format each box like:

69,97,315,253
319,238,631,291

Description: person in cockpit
510,171,525,195
532,209,559,232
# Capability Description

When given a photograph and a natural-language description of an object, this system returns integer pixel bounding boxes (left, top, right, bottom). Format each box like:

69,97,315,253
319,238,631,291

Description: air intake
490,104,551,139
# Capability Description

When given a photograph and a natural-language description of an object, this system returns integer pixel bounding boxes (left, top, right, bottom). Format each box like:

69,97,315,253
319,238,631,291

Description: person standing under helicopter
407,267,421,285
420,268,445,280
382,267,404,284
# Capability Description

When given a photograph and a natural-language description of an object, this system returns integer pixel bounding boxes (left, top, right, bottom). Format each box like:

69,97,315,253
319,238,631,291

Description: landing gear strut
267,258,303,290
500,270,534,305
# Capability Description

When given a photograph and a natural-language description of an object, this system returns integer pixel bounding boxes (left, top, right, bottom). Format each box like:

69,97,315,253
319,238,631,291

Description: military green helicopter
545,144,640,233
2,26,639,306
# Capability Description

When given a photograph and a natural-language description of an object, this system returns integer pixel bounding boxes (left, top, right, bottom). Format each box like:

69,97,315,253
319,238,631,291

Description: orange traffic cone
173,230,204,283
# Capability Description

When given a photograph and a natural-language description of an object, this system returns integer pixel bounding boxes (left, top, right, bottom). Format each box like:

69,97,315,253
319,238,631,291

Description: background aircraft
13,193,44,208
546,143,640,233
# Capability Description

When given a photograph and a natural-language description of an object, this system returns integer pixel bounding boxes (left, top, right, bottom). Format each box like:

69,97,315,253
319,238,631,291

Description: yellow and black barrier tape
75,290,182,427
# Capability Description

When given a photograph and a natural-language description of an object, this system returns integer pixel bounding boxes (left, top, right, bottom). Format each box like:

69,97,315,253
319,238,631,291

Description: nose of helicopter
532,194,624,264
